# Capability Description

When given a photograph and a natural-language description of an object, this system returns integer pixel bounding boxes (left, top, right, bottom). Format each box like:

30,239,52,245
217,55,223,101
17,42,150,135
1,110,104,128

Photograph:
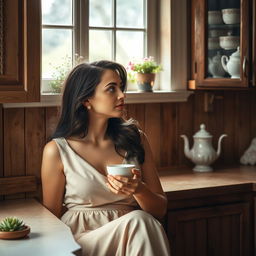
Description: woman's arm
41,141,66,218
107,133,167,219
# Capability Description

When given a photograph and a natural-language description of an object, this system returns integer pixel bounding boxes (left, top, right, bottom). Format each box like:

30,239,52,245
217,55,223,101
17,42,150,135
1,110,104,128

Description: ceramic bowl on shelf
208,11,223,25
0,226,30,240
222,8,240,24
208,37,221,50
219,36,239,50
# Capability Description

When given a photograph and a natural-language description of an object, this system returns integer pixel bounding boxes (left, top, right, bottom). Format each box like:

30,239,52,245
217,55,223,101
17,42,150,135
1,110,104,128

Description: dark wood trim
0,175,37,196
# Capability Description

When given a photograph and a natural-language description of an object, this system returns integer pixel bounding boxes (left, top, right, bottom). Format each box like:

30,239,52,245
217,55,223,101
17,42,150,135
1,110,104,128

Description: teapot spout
180,135,191,159
217,134,227,157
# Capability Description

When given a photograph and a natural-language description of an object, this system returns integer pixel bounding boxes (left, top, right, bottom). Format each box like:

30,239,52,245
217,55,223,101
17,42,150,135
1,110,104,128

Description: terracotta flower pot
0,226,30,240
136,73,156,92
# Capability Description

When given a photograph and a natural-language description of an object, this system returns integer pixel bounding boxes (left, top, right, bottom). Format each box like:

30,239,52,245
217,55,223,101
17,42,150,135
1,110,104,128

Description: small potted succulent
0,217,30,239
126,56,162,92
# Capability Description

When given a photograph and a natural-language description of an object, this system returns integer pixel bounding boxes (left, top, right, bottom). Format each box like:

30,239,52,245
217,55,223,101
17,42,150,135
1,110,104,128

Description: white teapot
181,124,227,172
208,51,226,78
221,46,240,78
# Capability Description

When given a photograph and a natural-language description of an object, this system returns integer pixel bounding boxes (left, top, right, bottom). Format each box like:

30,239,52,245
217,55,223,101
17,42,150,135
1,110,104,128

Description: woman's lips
115,104,124,109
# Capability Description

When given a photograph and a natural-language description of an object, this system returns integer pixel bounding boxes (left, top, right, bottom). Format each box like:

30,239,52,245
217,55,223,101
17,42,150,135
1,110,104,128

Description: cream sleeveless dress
54,138,170,256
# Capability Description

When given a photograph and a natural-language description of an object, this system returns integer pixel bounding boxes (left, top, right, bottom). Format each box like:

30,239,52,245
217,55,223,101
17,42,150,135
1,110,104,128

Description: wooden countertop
159,165,256,199
0,199,81,256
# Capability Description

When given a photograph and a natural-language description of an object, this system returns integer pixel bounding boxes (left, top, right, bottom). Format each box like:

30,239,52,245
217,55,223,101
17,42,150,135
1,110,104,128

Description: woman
41,60,170,255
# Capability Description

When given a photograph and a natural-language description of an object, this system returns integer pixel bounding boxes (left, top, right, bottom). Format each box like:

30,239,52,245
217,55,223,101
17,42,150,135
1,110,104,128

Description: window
3,0,191,108
41,0,155,94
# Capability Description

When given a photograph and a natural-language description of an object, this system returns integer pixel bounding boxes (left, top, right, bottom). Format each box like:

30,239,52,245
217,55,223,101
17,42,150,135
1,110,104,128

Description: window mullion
112,0,116,61
80,0,89,61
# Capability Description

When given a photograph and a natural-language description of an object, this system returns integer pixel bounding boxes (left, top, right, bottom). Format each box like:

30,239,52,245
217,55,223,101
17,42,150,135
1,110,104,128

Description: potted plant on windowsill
126,56,162,92
48,54,85,94
0,217,30,240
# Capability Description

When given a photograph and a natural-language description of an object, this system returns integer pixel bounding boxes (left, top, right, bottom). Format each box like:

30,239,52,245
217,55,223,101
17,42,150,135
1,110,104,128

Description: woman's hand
106,168,142,196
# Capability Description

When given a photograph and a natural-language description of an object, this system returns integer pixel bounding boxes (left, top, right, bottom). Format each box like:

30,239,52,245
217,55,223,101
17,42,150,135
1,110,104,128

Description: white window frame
3,0,192,108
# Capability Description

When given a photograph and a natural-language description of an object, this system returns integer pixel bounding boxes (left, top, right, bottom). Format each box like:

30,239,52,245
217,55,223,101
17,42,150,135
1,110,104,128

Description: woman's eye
107,86,116,93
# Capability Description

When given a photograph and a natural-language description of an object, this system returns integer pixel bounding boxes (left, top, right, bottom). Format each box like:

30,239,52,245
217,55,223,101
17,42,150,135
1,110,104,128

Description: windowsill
2,90,193,108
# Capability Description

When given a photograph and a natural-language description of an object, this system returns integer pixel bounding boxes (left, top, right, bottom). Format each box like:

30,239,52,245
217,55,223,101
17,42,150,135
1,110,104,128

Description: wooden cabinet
0,0,40,103
189,0,252,89
167,202,252,256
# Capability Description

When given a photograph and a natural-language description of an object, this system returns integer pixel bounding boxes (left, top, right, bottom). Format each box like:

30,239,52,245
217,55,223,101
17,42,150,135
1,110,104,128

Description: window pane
42,0,73,26
116,31,144,65
89,0,112,27
89,30,112,61
116,0,144,28
42,29,72,79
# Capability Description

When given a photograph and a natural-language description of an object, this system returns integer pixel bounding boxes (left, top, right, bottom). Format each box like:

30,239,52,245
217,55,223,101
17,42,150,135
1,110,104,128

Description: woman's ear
83,100,91,110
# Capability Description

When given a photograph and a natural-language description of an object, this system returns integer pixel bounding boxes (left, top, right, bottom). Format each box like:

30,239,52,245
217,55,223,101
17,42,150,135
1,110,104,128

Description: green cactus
0,217,26,232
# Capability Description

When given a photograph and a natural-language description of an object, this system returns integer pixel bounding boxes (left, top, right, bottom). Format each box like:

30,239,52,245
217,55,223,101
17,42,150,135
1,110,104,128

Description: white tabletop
0,199,81,256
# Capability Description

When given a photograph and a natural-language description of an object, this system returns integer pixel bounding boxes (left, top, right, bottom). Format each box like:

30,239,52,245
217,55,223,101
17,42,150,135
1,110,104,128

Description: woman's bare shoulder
42,140,63,173
43,140,61,160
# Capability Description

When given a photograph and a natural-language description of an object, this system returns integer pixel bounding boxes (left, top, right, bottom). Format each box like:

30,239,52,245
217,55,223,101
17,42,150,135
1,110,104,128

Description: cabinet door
168,202,252,256
191,0,250,88
0,0,40,103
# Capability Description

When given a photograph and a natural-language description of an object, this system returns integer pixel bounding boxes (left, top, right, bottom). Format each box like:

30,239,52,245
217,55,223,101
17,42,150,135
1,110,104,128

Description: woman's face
87,69,125,118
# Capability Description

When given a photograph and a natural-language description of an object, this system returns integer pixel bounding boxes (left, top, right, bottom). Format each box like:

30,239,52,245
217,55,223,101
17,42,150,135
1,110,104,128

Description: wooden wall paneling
45,107,59,141
144,103,161,167
4,108,25,199
160,103,178,168
193,92,210,134
177,94,194,167
234,91,252,161
25,108,45,199
222,91,236,165
125,103,145,130
0,104,3,176
208,91,224,168
0,104,3,201
0,176,36,196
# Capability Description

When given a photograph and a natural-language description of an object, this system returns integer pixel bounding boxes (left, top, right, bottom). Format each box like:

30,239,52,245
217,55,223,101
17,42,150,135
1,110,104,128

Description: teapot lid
193,124,212,138
231,46,240,58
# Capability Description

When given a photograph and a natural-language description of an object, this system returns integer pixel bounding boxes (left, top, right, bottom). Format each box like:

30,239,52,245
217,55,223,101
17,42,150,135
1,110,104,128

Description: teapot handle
221,55,228,72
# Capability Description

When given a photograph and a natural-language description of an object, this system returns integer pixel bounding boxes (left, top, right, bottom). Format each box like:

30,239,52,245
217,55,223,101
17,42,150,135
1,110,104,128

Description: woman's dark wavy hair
51,60,145,164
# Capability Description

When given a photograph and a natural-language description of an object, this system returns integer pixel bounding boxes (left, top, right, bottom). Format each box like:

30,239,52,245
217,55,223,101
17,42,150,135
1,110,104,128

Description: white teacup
219,36,240,50
106,164,135,177
222,8,240,24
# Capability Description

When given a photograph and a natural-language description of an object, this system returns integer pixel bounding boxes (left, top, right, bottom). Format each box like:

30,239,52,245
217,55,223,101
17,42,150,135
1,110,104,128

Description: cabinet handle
243,56,247,77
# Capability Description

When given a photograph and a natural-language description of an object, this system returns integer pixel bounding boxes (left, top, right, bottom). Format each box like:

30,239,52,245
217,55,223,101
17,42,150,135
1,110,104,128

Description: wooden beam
0,176,37,196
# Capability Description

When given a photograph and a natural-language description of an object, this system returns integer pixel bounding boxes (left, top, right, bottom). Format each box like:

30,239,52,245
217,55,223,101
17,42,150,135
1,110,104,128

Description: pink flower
126,61,135,71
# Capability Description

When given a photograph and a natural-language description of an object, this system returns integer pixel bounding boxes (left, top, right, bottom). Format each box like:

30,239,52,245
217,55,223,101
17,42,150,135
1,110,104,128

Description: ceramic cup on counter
222,8,240,24
208,10,223,25
219,35,239,50
208,37,221,50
